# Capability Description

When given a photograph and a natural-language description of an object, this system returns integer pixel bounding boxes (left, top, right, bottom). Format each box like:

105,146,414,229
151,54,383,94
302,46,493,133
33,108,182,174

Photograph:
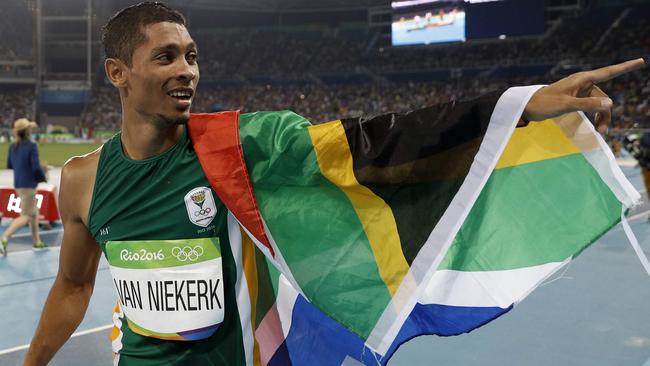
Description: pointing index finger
583,58,645,84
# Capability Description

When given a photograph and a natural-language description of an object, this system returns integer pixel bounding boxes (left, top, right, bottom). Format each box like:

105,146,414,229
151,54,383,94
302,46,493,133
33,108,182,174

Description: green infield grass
0,142,102,168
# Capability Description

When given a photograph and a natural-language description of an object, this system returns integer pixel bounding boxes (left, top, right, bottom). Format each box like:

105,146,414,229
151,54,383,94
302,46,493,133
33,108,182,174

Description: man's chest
90,155,225,243
93,177,231,341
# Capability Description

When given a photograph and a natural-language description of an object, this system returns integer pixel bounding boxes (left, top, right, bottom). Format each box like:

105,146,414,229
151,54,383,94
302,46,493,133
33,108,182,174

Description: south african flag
188,85,639,365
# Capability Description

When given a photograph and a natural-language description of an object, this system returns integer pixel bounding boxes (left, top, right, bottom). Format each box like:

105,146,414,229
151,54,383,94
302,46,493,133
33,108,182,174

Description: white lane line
12,228,63,239
616,159,637,168
69,324,113,338
0,324,113,356
607,210,650,236
1,246,60,257
627,209,650,222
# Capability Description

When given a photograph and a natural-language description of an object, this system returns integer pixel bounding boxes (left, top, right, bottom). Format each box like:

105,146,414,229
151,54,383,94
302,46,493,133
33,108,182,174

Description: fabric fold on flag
188,85,640,365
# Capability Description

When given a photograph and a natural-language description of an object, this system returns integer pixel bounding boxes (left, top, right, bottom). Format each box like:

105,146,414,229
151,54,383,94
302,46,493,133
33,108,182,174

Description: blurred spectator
0,118,47,255
0,88,35,128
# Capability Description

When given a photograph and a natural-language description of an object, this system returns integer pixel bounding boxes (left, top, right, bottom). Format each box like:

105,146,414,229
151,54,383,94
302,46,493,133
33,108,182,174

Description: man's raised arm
523,58,645,127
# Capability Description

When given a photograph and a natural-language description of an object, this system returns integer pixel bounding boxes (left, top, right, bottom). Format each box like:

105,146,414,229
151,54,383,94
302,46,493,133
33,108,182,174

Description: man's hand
522,58,645,129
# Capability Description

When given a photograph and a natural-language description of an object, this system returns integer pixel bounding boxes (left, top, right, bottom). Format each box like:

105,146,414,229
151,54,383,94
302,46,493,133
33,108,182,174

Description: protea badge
184,187,216,227
191,191,206,208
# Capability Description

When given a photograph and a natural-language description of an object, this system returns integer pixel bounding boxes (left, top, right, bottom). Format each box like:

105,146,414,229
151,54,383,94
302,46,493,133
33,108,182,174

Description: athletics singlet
88,127,246,365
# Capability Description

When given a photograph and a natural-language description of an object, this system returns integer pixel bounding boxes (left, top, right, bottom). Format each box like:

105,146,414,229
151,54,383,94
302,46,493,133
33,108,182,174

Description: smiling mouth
167,89,193,101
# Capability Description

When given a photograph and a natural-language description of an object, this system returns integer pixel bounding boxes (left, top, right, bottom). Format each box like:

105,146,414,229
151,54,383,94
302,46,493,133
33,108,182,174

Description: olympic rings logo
171,246,204,262
194,207,212,217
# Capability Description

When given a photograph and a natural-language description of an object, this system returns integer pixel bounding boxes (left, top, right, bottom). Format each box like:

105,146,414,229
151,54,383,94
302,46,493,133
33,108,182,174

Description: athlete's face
125,22,199,125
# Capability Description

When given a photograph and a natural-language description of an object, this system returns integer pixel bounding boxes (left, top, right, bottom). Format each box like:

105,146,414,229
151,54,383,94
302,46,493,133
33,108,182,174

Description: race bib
105,237,224,341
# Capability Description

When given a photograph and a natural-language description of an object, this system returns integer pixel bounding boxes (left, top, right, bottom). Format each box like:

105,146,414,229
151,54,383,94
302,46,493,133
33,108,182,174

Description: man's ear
105,58,128,88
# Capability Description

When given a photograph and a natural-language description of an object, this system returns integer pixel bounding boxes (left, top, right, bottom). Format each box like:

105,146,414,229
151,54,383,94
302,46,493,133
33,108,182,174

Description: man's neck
120,119,183,160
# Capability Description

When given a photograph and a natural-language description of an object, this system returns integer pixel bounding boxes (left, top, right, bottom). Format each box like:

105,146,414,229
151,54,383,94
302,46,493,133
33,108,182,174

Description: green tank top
88,127,245,365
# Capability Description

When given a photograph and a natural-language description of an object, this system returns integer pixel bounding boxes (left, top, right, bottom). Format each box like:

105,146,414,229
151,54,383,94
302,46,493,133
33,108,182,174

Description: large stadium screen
391,0,544,46
465,0,545,39
391,0,467,46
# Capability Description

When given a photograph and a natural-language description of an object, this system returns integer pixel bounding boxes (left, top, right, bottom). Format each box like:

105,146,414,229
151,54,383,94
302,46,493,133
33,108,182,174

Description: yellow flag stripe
497,119,581,169
240,228,262,366
110,303,121,342
554,112,601,153
308,121,410,296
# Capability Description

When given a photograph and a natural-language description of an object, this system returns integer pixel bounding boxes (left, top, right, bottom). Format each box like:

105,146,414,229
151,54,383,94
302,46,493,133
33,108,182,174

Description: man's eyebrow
150,42,197,55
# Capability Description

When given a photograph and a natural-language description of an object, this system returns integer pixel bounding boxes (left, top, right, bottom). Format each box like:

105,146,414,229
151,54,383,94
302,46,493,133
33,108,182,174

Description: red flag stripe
188,112,274,257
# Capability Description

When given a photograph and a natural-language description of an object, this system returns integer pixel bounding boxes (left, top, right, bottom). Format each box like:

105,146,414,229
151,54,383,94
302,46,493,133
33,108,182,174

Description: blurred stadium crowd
0,2,648,134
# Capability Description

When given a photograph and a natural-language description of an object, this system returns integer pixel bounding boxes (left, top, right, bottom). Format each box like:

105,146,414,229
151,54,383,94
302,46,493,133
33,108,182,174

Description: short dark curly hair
101,2,186,65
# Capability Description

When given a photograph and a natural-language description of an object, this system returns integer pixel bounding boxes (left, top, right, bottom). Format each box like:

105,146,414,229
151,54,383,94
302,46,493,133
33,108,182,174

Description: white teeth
168,91,191,98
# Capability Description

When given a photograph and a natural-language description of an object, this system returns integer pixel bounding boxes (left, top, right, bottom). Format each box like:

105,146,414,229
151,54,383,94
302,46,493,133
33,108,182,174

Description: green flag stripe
439,153,621,271
309,121,410,297
240,111,392,338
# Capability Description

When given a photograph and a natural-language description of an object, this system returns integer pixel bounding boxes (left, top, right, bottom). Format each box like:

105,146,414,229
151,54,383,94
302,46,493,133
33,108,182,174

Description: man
623,131,650,220
23,2,644,365
25,3,245,365
635,132,650,220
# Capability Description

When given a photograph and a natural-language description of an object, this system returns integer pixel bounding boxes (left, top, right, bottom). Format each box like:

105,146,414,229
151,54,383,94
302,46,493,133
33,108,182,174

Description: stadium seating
0,1,648,134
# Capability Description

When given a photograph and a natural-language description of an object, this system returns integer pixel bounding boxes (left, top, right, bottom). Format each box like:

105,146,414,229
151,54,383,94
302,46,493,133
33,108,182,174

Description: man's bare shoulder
61,146,102,186
60,147,103,225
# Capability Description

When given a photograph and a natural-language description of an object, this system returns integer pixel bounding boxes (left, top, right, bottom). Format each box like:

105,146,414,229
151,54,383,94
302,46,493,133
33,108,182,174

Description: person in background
0,118,47,255
623,131,650,221
639,132,650,221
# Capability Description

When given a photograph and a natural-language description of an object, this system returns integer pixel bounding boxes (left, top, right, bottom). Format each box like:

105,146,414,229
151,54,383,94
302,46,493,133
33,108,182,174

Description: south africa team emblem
184,187,217,227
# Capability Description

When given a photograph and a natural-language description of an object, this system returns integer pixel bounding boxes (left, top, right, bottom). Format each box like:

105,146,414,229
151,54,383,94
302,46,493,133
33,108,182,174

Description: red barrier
0,185,60,221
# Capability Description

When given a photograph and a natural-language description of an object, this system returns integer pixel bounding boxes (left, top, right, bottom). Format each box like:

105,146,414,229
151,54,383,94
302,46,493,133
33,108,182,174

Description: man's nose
176,60,197,81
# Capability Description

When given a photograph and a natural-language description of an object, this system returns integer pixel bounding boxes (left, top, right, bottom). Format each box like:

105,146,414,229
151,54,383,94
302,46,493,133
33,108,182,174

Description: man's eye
157,54,172,62
187,53,198,63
